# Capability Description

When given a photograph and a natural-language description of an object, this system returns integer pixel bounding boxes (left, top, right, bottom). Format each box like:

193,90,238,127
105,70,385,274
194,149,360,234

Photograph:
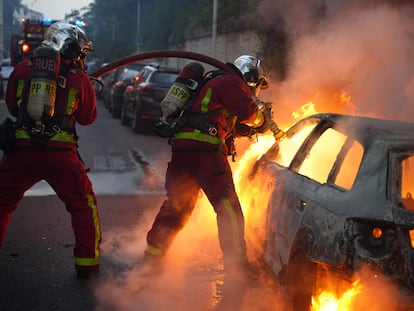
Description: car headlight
352,222,399,259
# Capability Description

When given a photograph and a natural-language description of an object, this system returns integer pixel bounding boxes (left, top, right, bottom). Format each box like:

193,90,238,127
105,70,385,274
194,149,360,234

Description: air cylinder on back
160,61,205,119
27,45,61,123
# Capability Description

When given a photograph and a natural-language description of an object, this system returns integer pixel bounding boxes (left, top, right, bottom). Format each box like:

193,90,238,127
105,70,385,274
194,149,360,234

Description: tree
89,0,138,62
85,0,289,81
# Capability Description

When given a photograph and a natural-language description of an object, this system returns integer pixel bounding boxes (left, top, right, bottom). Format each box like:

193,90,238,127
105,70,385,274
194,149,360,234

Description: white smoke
94,194,288,311
256,1,414,310
259,1,414,125
93,2,414,310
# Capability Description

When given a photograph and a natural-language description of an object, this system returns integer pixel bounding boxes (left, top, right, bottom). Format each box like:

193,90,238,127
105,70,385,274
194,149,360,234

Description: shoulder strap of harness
176,70,229,133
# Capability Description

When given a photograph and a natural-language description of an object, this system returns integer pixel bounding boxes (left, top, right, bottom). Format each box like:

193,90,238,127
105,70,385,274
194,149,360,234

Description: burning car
243,113,414,310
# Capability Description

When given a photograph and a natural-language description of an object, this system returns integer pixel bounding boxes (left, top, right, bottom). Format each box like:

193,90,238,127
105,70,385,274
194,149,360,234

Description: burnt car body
247,113,414,310
121,64,179,133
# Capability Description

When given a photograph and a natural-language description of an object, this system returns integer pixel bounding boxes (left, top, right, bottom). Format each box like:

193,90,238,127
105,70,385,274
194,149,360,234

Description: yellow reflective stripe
15,129,31,139
14,129,77,143
74,194,101,267
75,257,100,266
87,194,101,260
66,88,78,114
222,198,243,258
146,244,163,257
174,130,224,145
16,80,25,108
244,110,263,127
201,88,212,113
49,131,77,143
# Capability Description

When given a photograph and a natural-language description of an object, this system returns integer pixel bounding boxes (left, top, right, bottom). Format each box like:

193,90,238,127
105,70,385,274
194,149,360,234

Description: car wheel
132,101,144,133
285,250,317,311
111,99,122,119
121,101,131,126
107,97,113,112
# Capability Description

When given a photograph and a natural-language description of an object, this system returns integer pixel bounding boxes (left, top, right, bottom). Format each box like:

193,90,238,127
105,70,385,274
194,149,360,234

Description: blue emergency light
75,20,86,28
42,18,54,25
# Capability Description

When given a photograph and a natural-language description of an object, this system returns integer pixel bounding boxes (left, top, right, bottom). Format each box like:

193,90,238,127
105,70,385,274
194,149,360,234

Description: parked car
1,66,13,82
245,113,414,310
108,67,141,118
0,68,3,98
100,62,146,111
0,58,13,97
121,64,179,133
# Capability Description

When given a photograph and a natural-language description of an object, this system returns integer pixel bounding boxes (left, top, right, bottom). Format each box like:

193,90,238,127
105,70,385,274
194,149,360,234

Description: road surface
0,99,288,311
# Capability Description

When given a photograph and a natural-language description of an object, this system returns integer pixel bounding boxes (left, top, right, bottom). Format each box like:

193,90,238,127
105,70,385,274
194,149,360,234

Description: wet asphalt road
0,194,164,311
0,98,287,311
0,194,286,311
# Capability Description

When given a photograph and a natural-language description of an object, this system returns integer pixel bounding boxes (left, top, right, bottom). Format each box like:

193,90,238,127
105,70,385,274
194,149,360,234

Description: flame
233,96,364,309
311,280,362,311
292,101,317,119
290,90,354,122
234,100,324,225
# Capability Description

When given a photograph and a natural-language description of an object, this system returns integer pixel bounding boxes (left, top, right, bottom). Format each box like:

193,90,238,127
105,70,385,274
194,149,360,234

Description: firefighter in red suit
0,21,101,278
146,55,281,274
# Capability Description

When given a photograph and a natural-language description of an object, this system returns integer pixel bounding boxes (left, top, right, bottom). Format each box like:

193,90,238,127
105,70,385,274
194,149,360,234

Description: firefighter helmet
42,21,93,71
233,55,269,90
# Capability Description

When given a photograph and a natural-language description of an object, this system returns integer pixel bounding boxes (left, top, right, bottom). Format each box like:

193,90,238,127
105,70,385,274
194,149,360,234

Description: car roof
292,113,414,142
141,64,179,73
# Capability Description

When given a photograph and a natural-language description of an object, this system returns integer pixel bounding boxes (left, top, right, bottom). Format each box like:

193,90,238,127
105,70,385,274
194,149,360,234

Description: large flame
311,281,362,311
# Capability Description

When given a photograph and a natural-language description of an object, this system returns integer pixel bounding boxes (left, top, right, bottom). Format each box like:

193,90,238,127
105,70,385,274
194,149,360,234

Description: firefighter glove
235,122,255,137
254,102,273,134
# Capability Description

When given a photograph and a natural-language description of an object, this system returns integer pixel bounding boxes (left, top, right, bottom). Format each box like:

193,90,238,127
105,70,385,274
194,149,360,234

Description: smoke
351,265,408,311
94,193,288,311
254,1,414,310
94,2,414,310
259,1,414,127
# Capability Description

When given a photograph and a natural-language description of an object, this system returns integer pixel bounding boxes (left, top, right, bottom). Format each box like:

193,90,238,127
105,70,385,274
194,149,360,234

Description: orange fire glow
233,96,365,310
311,281,362,311
292,101,317,120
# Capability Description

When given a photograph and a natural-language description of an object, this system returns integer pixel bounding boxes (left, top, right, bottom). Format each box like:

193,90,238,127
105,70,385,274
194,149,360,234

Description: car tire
132,101,144,133
121,101,131,126
285,250,317,311
111,99,122,119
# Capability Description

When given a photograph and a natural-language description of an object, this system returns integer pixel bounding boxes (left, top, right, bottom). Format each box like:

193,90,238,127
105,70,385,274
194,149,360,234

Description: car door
264,118,361,274
262,118,321,275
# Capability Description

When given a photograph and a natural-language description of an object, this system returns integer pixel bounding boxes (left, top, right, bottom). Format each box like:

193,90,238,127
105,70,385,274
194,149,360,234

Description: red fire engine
10,18,58,66
10,19,86,67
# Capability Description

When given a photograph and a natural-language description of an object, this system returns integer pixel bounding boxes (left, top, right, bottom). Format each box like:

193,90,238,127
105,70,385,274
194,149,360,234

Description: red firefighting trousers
0,149,101,268
146,150,248,266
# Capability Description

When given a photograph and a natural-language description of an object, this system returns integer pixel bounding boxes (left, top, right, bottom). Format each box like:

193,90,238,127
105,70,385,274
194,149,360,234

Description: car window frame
389,149,414,210
288,118,364,190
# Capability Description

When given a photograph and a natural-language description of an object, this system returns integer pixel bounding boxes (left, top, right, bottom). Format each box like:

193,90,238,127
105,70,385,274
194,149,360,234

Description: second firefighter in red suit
146,55,277,272
0,21,101,278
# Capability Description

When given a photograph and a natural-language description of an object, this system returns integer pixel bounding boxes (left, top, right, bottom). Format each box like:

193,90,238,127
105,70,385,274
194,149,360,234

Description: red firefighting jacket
6,58,97,149
171,73,264,152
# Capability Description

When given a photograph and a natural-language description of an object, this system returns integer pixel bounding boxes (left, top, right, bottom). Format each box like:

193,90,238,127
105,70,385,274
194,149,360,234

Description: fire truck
10,18,57,66
10,19,86,67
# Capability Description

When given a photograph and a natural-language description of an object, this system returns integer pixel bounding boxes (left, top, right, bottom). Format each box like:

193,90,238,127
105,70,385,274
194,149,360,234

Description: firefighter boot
75,264,100,279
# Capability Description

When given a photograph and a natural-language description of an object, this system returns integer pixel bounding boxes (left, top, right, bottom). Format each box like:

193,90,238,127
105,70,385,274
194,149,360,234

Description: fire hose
89,50,239,80
89,49,283,140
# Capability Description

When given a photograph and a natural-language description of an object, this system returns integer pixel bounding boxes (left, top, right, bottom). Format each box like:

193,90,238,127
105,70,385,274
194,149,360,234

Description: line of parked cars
98,63,179,134
0,58,14,98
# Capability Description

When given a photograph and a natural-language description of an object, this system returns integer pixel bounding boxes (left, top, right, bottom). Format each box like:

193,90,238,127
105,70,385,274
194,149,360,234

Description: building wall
185,30,260,63
163,29,259,70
